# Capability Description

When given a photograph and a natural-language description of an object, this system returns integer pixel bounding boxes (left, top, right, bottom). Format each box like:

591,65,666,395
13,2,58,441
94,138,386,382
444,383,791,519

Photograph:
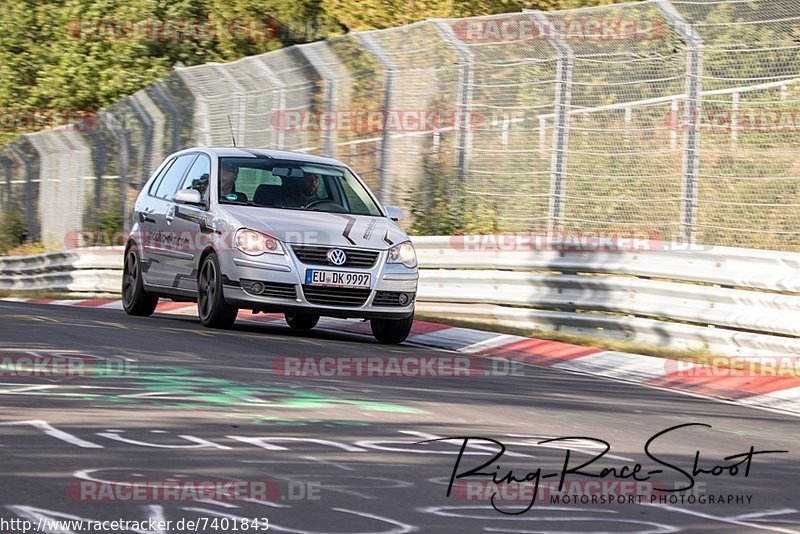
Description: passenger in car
219,161,247,202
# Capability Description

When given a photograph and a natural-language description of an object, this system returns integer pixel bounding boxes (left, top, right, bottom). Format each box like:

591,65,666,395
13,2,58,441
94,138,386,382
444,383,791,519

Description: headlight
387,241,417,268
235,228,285,256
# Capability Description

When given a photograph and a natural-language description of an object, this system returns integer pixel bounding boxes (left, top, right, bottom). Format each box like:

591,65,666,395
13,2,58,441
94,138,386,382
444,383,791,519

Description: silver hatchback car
122,147,418,343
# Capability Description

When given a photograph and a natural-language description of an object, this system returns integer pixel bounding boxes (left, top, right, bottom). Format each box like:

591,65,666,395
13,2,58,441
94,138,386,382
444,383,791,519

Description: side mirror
173,188,203,205
385,204,405,221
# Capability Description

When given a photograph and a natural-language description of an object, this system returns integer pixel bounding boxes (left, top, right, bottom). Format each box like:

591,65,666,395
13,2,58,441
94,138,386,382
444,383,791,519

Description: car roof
175,147,346,167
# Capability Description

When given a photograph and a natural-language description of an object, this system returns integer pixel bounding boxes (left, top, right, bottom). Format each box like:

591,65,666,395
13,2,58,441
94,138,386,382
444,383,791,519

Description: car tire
285,313,320,330
122,247,158,317
198,253,238,328
371,312,414,344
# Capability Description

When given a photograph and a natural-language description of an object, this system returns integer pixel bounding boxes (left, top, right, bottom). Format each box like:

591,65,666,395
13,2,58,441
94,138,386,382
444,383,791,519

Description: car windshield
217,157,382,216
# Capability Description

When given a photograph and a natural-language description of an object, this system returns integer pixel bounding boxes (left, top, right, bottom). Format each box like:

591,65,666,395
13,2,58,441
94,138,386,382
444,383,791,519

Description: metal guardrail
413,237,800,356
0,248,123,294
2,240,800,356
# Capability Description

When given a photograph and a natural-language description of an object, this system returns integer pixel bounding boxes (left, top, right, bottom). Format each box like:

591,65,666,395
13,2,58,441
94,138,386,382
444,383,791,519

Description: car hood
218,205,409,249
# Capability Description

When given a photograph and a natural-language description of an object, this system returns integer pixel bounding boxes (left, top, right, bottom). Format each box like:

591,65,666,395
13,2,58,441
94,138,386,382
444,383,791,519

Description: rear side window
154,154,196,200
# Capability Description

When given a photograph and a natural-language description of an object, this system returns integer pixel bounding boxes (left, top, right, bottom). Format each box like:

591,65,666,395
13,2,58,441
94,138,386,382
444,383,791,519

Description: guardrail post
655,0,703,244
432,20,474,185
529,11,573,235
359,33,395,203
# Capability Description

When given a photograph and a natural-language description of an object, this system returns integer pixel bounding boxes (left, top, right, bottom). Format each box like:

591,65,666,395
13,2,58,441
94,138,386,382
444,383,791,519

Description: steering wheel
304,199,347,213
304,199,332,209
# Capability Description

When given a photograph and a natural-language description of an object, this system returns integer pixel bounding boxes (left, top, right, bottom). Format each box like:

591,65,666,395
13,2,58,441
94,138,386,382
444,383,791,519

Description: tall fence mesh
0,0,798,251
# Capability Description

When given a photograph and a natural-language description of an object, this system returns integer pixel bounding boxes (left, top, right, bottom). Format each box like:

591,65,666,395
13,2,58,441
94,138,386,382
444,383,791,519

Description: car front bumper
220,245,418,320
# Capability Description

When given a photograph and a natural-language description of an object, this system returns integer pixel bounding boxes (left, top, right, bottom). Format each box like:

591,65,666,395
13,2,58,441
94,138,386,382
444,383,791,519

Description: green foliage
0,210,29,254
0,0,344,139
92,206,123,232
408,155,500,235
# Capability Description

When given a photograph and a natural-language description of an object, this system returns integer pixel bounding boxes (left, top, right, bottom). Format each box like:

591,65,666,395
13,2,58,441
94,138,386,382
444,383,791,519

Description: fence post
432,20,474,185
8,144,37,241
359,33,395,203
148,82,181,153
104,112,131,234
83,127,107,227
298,44,339,158
529,11,573,235
125,96,153,186
731,91,739,145
0,151,11,207
655,0,703,244
251,61,287,150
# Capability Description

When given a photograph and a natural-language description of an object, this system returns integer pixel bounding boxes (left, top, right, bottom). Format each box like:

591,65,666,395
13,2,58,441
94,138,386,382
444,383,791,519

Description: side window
316,176,329,200
154,155,196,200
340,178,371,215
147,158,176,196
178,154,211,202
236,168,282,200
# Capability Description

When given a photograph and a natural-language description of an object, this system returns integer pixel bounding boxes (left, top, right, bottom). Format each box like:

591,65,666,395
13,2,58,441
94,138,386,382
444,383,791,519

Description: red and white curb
4,297,799,417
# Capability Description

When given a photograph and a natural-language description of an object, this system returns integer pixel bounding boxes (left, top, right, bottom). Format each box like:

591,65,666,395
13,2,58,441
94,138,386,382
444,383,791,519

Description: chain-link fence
0,0,798,250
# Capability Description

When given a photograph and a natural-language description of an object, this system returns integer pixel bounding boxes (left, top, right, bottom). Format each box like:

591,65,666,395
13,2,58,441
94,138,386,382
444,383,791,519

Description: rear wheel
198,253,238,328
285,313,320,330
371,312,414,344
122,248,158,316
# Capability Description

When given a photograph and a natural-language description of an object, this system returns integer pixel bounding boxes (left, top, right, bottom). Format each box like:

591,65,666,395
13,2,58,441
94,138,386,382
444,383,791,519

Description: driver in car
276,172,321,208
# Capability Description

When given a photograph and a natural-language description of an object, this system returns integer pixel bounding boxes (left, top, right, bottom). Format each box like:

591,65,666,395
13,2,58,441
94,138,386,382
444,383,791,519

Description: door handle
165,206,175,224
140,208,155,223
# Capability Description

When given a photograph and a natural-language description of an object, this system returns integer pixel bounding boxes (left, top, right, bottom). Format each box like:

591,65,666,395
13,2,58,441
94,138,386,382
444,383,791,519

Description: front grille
292,245,379,268
302,285,371,307
373,291,415,307
240,279,297,299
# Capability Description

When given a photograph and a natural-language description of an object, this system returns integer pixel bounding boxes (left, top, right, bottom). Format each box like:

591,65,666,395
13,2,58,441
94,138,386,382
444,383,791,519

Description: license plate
305,269,371,289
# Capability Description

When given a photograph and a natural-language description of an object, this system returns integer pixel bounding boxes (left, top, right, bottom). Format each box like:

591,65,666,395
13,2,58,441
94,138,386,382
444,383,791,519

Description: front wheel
285,313,320,330
198,253,238,328
122,248,158,316
371,312,414,344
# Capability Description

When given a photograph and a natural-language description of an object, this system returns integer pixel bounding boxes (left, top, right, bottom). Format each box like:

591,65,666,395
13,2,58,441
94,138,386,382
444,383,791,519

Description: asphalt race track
0,300,798,533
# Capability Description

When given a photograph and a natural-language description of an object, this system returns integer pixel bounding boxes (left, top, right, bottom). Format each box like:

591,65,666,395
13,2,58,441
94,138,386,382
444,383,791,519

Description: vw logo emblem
327,248,347,266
